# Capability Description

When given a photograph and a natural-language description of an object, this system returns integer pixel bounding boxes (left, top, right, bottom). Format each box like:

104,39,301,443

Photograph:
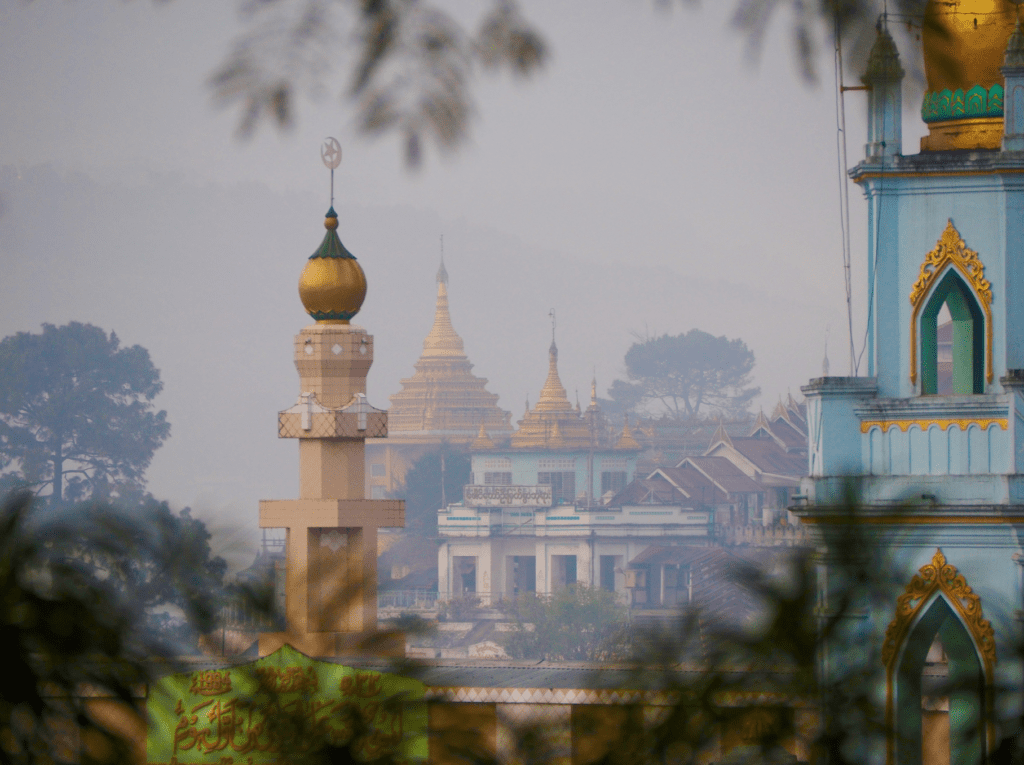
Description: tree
397,444,471,536
613,329,760,420
500,585,630,661
0,322,170,504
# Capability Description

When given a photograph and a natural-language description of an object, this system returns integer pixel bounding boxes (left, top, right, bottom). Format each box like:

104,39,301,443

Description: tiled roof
682,456,763,494
608,478,690,506
650,466,728,504
727,439,806,479
763,418,807,451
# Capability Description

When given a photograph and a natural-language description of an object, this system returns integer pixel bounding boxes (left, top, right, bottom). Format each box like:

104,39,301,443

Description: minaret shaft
259,207,404,659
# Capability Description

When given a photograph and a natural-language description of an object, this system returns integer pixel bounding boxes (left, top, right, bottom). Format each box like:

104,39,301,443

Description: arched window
883,550,995,765
909,220,992,391
919,270,985,395
894,596,985,765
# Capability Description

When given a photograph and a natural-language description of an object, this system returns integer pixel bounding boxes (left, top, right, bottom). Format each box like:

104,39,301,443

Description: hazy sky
0,0,928,564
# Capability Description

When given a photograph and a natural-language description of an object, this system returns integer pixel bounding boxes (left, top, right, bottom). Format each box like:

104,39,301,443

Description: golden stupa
385,257,513,440
512,340,623,450
298,207,367,323
920,0,1021,150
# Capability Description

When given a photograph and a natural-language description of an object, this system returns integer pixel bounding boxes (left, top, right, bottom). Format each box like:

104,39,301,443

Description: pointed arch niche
909,221,993,393
882,549,995,765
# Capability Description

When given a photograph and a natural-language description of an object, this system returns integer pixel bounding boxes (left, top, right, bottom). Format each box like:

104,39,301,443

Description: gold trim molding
882,548,995,764
860,417,1007,433
909,220,994,386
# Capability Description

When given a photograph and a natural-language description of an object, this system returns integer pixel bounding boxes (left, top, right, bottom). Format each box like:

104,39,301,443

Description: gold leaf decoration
881,548,995,669
908,220,993,385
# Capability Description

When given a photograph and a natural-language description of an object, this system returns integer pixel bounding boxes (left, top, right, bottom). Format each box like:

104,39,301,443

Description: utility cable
833,12,857,376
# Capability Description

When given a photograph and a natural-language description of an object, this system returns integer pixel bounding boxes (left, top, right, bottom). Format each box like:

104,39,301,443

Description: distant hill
0,164,824,556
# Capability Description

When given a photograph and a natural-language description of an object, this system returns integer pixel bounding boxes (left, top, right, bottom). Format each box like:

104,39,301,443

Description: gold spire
421,270,466,359
511,335,600,450
536,341,573,412
471,422,495,450
549,419,567,448
615,415,641,450
387,256,512,440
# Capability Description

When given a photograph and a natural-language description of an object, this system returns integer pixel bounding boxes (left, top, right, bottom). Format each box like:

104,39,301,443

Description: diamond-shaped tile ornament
332,343,343,355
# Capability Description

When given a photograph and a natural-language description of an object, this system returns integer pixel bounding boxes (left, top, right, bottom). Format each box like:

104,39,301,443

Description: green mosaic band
308,309,360,321
922,84,1004,122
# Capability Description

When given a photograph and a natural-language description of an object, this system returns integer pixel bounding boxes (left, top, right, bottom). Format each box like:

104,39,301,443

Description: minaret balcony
278,392,388,439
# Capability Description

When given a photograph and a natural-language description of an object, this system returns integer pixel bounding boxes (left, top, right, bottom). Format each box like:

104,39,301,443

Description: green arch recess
894,595,986,765
920,269,985,395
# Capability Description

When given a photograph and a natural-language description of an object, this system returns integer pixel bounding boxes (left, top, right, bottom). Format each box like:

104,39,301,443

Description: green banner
147,645,427,764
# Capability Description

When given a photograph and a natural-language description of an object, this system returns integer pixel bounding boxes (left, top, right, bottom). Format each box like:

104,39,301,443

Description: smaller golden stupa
298,207,367,323
511,339,634,451
920,0,1021,150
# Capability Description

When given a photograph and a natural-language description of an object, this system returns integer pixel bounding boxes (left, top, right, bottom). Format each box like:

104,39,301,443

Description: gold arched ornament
908,220,993,386
882,548,995,765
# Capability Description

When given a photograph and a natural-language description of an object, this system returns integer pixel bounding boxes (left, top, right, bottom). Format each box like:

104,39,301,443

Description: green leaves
210,0,547,167
0,491,226,765
500,585,630,661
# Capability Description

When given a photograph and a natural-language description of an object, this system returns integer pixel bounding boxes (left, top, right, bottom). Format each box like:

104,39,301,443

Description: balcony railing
378,589,440,610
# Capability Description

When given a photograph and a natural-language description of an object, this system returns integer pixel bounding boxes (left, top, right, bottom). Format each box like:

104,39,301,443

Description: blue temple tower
798,2,1024,763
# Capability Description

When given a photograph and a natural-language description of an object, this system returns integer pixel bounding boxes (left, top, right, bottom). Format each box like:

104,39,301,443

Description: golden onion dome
298,207,367,323
920,0,1020,150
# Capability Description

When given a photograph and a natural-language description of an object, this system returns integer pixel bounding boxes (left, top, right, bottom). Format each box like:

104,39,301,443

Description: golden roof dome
298,208,367,323
920,0,1020,150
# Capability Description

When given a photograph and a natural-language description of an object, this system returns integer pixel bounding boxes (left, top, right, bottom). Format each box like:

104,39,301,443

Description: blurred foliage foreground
3,489,1024,765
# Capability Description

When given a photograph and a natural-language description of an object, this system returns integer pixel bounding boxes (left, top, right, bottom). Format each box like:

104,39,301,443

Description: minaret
1003,17,1024,151
862,23,904,160
258,197,404,658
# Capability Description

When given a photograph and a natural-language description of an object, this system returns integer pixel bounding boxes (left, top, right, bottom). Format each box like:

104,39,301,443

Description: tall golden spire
536,341,573,412
421,253,465,359
386,251,512,440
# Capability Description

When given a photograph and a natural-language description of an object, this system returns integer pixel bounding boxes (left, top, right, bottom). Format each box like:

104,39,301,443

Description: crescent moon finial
321,137,342,170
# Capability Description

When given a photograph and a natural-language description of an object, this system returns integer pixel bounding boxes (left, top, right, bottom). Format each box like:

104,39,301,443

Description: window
599,555,618,592
370,463,386,477
551,554,577,591
538,457,576,470
453,556,477,595
921,270,984,395
538,471,576,504
371,485,386,499
601,471,627,495
509,555,536,596
484,472,512,485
